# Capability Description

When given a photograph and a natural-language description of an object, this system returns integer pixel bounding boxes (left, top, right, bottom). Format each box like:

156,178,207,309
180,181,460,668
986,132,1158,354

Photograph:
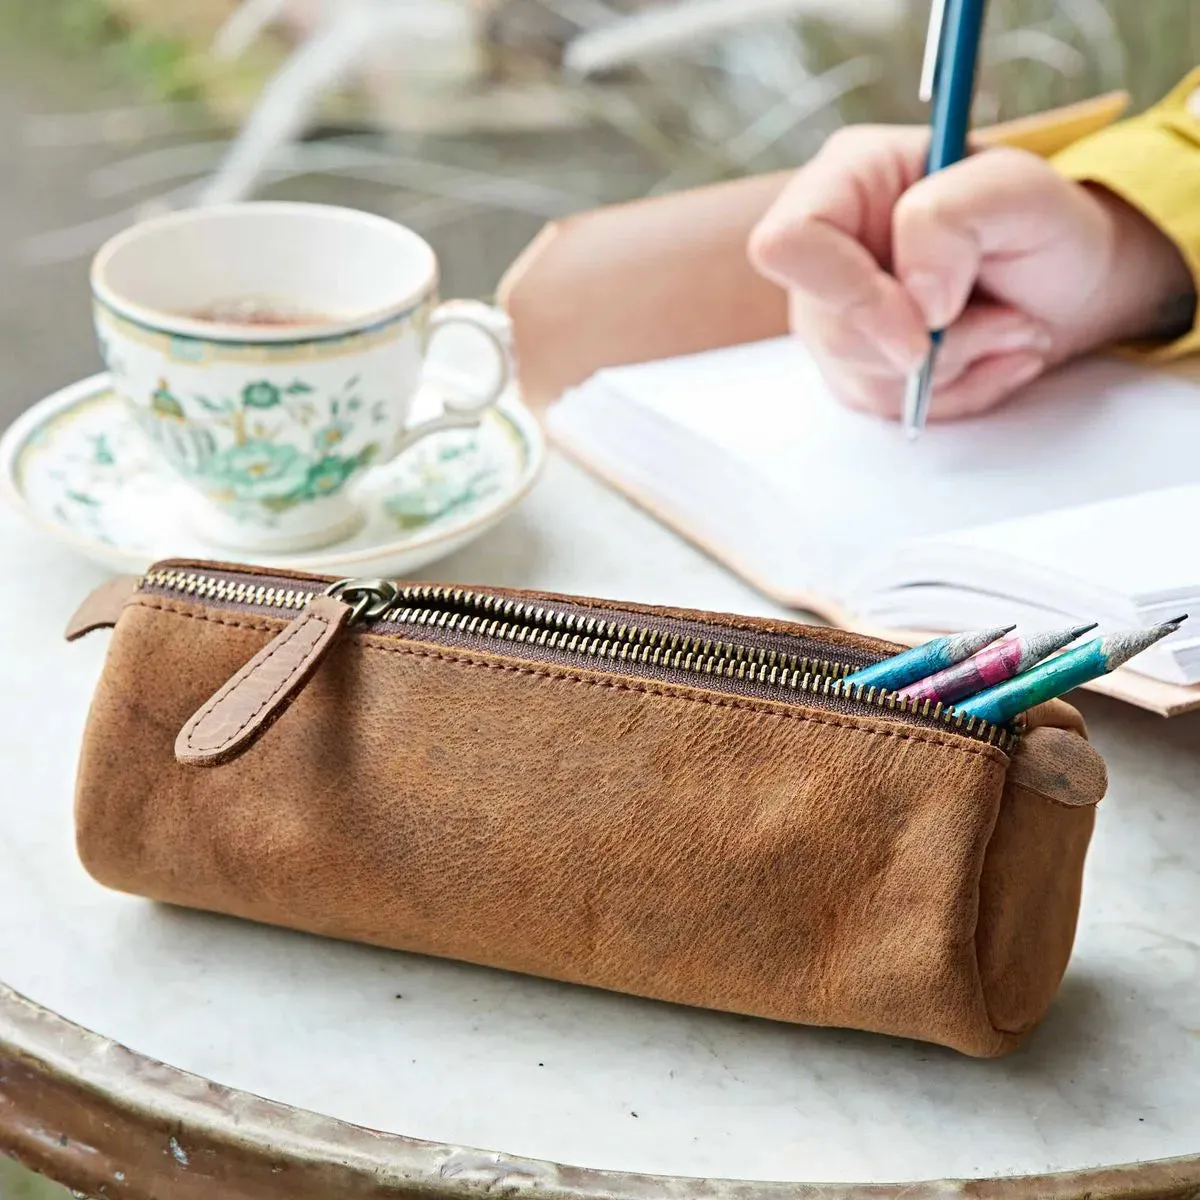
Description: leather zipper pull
176,578,396,768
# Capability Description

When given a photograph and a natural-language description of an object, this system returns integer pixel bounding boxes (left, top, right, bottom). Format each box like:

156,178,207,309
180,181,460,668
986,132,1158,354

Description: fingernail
879,334,929,372
888,336,931,372
904,272,950,328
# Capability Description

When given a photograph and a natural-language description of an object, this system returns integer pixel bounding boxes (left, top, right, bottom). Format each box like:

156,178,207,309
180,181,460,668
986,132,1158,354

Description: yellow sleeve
1052,68,1200,361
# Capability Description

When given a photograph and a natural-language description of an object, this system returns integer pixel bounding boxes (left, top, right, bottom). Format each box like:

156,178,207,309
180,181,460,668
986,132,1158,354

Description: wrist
1086,183,1196,349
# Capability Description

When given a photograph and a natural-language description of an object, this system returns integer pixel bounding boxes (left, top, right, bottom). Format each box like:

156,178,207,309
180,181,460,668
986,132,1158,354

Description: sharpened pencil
952,617,1188,724
895,623,1097,705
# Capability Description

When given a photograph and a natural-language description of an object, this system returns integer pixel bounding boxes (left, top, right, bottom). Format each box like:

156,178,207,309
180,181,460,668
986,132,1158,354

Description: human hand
748,127,1195,421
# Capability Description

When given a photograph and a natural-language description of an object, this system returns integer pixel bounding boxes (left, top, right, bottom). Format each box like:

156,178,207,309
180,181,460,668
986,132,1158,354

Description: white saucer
1,373,545,577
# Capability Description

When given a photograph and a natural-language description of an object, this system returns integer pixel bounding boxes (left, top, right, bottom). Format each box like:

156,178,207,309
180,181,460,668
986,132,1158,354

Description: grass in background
0,0,196,97
8,0,1200,184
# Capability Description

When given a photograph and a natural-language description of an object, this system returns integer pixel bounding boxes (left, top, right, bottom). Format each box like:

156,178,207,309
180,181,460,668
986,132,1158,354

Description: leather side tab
176,594,352,767
1006,724,1108,811
65,575,139,642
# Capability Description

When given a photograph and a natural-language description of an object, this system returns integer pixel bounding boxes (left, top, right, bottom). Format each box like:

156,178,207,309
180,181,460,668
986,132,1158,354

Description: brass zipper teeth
142,569,315,611
141,571,849,676
385,604,849,682
381,600,851,679
139,569,1017,751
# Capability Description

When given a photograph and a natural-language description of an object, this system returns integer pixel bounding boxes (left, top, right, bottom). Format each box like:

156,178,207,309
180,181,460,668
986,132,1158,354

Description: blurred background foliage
3,0,1200,229
6,2,1200,141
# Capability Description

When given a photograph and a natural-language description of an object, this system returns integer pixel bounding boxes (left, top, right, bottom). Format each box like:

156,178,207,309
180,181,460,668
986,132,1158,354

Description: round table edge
1,983,1198,1200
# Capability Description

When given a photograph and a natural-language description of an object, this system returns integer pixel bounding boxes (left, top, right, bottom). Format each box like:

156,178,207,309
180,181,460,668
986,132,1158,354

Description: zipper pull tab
175,578,396,768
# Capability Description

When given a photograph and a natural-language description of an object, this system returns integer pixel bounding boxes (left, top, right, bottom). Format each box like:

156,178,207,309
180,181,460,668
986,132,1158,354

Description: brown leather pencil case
69,559,1107,1057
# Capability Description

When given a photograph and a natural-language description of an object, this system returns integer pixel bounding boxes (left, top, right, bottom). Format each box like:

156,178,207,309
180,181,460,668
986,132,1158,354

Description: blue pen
903,0,989,439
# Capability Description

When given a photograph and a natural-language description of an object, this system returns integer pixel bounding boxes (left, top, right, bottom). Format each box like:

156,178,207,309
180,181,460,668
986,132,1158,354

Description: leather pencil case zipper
128,562,1021,765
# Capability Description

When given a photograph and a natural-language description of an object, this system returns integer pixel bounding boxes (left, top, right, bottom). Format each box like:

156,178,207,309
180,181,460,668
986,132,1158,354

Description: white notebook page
578,338,1200,599
869,485,1200,608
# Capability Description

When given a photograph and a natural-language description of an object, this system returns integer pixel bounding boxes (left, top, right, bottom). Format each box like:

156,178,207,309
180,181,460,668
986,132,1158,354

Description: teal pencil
952,617,1188,724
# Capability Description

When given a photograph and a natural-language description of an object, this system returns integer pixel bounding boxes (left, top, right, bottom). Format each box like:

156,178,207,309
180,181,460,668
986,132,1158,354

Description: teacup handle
392,299,512,456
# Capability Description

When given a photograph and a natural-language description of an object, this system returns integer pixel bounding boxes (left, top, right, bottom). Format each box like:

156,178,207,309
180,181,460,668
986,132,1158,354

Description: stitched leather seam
184,612,331,752
136,597,286,634
362,643,1004,761
135,598,1006,761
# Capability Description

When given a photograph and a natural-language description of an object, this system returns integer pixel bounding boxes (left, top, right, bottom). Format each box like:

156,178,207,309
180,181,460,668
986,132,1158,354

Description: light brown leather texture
74,586,1105,1057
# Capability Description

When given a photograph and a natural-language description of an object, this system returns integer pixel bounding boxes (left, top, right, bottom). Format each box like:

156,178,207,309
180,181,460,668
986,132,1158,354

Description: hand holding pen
747,20,1194,424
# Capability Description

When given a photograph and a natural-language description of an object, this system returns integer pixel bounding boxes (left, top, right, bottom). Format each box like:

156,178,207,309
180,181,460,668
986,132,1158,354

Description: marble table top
3,452,1200,1187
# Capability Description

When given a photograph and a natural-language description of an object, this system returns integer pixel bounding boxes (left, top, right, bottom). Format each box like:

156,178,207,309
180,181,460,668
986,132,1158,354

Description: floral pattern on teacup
135,375,387,518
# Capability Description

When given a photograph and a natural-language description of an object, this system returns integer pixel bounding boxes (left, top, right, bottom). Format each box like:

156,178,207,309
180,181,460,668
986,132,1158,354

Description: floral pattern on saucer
19,418,150,548
2,374,543,577
383,438,505,531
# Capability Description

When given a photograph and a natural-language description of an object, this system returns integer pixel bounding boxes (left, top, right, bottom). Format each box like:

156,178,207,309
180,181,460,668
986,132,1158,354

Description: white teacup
91,202,511,553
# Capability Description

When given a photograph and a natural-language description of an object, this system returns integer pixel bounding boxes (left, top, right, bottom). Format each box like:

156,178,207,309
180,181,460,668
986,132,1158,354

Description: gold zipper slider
324,577,398,623
174,579,392,767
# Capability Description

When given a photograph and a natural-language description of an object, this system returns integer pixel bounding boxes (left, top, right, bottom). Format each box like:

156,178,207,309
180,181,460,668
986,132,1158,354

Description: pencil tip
1165,613,1189,627
1071,622,1099,637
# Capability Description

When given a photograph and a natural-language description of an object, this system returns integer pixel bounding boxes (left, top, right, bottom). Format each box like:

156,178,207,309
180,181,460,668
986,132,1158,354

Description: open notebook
548,337,1200,714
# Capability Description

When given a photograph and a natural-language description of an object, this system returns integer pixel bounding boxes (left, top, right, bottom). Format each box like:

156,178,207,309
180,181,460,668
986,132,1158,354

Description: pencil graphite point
953,617,1186,724
1101,618,1187,671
